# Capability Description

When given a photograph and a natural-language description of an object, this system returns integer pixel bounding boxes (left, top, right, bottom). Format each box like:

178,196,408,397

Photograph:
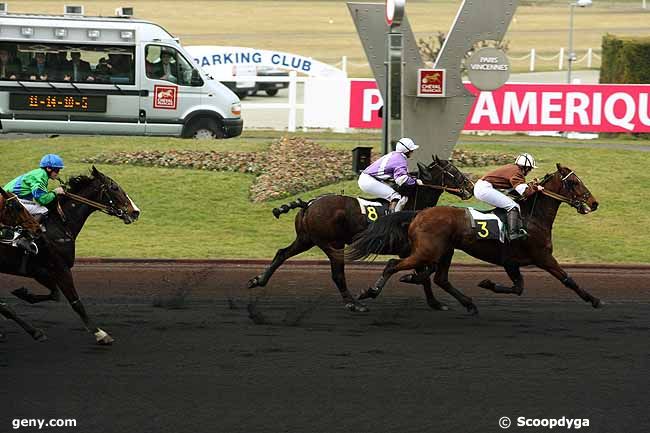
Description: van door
140,44,203,136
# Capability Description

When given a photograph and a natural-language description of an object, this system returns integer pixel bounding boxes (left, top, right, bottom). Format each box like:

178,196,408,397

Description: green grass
1,131,649,263
14,1,650,75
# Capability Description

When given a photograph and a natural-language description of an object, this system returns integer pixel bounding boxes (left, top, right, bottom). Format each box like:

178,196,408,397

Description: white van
0,11,243,138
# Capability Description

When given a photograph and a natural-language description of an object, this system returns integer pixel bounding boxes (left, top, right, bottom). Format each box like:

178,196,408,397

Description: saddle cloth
356,198,390,224
465,207,506,243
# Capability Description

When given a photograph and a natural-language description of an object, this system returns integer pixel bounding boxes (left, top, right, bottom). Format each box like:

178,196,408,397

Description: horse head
417,155,474,200
64,166,141,224
0,186,42,237
539,163,599,214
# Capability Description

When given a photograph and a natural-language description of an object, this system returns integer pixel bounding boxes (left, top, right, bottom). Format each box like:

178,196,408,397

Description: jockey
473,153,543,240
358,137,423,213
4,154,66,223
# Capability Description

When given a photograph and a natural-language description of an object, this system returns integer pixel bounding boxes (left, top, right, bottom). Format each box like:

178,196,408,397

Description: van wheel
186,118,224,140
265,89,279,96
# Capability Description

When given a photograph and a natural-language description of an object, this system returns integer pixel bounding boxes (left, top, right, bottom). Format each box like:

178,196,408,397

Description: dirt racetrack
1,260,649,433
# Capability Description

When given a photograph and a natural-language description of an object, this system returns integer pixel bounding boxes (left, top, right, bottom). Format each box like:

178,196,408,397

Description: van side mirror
191,69,203,86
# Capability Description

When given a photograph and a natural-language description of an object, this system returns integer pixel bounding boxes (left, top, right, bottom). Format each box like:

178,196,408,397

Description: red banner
349,80,650,132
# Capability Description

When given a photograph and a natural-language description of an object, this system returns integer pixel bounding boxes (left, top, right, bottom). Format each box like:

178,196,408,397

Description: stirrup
508,228,528,241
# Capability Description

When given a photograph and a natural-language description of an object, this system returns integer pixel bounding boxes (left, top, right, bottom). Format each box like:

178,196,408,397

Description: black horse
0,166,140,344
248,156,474,312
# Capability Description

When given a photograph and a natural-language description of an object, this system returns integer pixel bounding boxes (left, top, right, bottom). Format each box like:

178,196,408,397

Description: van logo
153,85,178,109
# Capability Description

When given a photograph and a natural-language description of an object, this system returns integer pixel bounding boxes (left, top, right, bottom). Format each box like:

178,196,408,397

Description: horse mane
64,174,96,193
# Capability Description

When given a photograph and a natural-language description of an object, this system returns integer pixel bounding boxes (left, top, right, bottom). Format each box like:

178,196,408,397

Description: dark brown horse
0,167,140,344
0,187,44,342
347,164,600,313
248,157,474,312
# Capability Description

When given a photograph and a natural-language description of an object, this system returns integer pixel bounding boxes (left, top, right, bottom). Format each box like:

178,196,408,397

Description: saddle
464,207,508,242
356,198,391,223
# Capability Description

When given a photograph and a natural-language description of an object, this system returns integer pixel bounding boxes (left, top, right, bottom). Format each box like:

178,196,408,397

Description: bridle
537,170,592,210
420,160,474,195
60,180,128,219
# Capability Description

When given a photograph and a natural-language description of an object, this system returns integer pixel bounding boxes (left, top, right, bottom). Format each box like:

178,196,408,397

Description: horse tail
345,211,418,261
272,198,309,219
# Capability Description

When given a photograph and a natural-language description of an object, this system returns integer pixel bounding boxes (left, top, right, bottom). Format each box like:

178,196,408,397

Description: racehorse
0,187,44,342
0,186,42,236
0,166,140,344
347,164,600,313
247,156,474,312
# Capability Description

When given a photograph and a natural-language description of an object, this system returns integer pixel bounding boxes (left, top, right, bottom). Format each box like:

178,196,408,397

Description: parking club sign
417,69,446,97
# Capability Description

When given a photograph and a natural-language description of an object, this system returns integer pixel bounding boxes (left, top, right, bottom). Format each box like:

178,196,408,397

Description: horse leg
399,264,436,285
418,268,449,311
0,302,47,341
359,256,422,300
42,268,115,344
247,235,314,289
478,264,525,295
537,256,602,308
433,250,478,315
323,247,369,313
11,265,61,304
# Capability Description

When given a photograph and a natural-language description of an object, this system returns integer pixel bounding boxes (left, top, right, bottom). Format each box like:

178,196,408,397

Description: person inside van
0,48,22,80
27,52,52,81
151,49,178,83
63,51,94,82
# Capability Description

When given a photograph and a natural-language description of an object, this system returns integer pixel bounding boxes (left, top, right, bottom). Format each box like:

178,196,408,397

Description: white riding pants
18,199,48,217
358,173,401,201
473,179,519,211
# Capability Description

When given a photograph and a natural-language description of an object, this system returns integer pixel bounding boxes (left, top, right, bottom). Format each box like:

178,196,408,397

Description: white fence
509,48,601,72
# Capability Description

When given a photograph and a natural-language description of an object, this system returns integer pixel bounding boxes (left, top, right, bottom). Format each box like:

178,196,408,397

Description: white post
530,48,536,72
288,71,297,132
341,56,348,76
587,47,593,68
559,47,564,70
644,0,647,10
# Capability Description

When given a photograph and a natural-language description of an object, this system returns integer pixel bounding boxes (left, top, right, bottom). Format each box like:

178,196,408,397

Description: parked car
253,66,289,96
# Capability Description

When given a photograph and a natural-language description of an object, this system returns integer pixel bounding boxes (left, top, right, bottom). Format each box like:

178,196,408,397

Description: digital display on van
9,93,107,113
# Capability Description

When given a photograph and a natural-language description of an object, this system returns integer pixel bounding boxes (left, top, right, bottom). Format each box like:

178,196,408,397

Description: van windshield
0,42,135,85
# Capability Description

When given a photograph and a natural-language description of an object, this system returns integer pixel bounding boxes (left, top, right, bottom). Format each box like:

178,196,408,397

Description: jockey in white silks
358,137,423,213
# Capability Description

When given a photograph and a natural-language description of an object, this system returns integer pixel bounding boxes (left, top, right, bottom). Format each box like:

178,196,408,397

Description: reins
63,192,123,217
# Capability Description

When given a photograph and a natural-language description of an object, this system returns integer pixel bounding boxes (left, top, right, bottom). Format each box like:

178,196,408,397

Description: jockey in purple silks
358,137,423,213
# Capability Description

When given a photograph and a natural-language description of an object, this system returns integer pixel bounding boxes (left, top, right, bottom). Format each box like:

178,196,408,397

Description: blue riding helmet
39,154,65,169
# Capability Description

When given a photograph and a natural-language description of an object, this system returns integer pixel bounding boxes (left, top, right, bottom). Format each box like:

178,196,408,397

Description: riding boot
507,208,528,241
394,196,409,212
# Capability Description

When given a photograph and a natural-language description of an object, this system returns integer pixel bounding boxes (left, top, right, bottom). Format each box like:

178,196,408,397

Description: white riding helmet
395,138,419,154
515,153,538,169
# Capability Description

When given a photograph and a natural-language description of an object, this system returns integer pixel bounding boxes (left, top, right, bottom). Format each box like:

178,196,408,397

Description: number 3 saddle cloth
464,207,506,243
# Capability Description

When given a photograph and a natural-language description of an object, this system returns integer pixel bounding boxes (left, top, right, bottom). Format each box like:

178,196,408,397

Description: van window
0,42,135,84
145,45,202,87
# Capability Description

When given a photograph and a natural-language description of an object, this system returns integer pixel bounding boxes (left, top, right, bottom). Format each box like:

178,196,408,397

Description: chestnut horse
248,157,474,312
347,164,600,313
0,187,44,342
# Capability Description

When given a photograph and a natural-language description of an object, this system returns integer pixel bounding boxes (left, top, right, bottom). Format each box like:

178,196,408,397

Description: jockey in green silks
4,154,66,222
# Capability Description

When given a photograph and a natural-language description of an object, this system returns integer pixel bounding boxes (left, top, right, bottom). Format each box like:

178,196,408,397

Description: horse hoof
399,273,421,285
32,329,47,342
477,279,495,290
0,333,6,342
346,302,369,313
435,304,450,311
467,304,479,315
11,287,31,302
96,335,114,345
592,299,604,309
358,287,379,301
247,276,261,289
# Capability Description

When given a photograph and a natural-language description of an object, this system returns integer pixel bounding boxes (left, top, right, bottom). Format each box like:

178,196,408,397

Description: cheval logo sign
153,85,178,110
417,69,445,97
